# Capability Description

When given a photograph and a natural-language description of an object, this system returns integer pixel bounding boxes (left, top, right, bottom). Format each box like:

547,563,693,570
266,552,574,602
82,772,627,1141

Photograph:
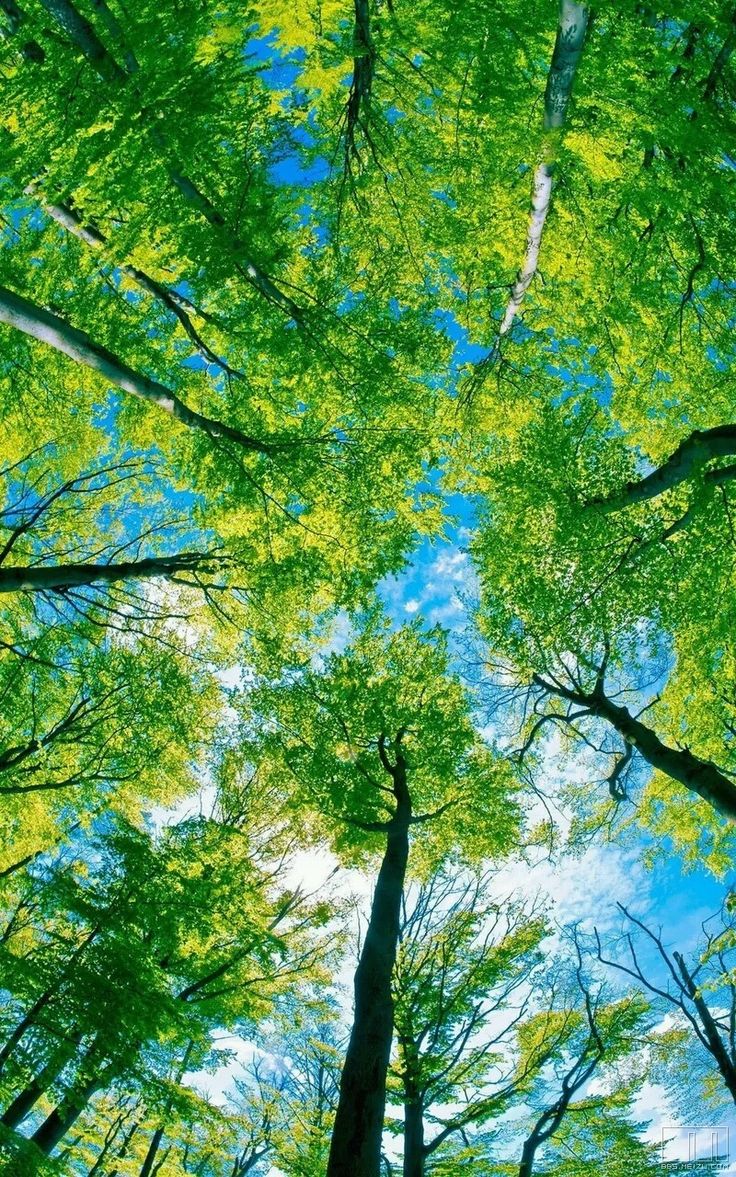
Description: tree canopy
0,0,734,1173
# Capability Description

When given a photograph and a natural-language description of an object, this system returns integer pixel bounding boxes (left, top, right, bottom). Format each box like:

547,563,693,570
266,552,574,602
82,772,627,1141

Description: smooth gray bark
0,285,269,451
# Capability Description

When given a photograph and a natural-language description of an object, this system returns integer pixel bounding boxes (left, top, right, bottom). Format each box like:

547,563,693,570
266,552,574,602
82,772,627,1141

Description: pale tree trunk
34,195,236,374
470,0,588,387
30,0,302,320
0,285,270,452
499,0,588,333
37,0,124,80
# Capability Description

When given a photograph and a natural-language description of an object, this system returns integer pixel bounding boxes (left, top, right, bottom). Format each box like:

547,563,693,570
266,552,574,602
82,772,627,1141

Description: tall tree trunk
327,775,411,1177
137,1042,194,1177
0,0,44,59
466,0,588,395
0,285,270,452
0,986,57,1074
704,8,736,101
0,552,217,595
138,1126,165,1177
534,674,736,819
674,952,736,1104
36,0,125,80
35,195,238,375
498,0,589,333
519,1131,543,1177
0,926,98,1072
402,1098,425,1177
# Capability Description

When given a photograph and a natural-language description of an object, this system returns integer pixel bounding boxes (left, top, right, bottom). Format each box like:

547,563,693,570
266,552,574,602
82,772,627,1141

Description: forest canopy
0,0,734,1174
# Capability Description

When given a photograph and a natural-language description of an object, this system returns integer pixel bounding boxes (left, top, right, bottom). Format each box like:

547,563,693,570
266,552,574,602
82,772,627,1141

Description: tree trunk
499,0,588,332
543,0,589,131
674,952,736,1104
0,986,57,1074
138,1126,165,1177
534,674,736,819
86,1109,131,1176
36,196,237,374
0,284,270,453
519,1132,542,1177
0,552,216,595
0,0,45,60
0,926,98,1072
29,0,302,320
1,1037,81,1128
30,1066,106,1154
704,9,736,102
104,1118,140,1177
36,0,125,81
465,0,588,393
327,786,412,1177
402,1098,425,1177
588,425,736,511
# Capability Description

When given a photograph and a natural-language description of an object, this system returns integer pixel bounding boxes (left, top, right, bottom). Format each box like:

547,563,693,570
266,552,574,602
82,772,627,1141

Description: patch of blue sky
379,484,476,639
386,105,405,125
551,364,614,408
336,288,366,315
172,278,196,303
180,352,210,372
247,35,306,92
431,306,493,389
0,194,43,233
707,343,731,371
431,188,457,208
269,152,330,188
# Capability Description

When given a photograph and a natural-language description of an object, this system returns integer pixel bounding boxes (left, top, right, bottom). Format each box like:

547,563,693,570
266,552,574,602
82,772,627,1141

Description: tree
0,0,733,1169
511,949,650,1177
389,867,548,1177
243,618,520,1177
0,788,334,1163
597,899,736,1109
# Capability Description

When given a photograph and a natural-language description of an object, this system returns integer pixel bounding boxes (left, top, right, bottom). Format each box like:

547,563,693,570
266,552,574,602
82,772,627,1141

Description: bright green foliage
240,617,520,870
0,799,335,1172
0,0,731,1169
388,867,549,1166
